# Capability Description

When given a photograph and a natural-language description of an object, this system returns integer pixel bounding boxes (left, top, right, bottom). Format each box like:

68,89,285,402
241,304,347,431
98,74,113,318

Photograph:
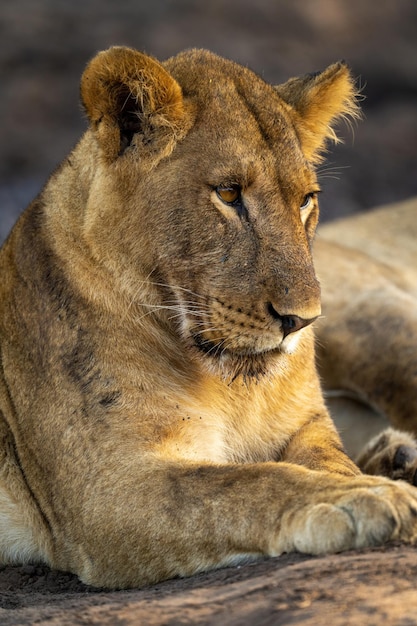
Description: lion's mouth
192,332,278,356
191,331,283,380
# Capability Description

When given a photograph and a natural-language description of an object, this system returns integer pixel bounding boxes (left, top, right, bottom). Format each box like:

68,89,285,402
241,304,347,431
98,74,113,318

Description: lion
0,46,417,589
315,195,417,480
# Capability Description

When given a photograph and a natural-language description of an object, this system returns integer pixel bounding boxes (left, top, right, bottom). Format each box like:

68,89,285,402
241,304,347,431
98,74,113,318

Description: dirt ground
1,544,417,626
1,1,417,624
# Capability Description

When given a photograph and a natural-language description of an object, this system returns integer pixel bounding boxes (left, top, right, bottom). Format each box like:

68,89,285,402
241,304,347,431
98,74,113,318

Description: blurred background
1,0,416,243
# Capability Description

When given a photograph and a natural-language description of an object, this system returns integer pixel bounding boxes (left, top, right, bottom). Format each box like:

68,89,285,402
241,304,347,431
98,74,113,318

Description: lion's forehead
165,52,306,188
165,49,296,146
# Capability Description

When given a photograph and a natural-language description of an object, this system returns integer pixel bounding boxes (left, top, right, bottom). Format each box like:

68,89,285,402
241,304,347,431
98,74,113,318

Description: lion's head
79,47,358,380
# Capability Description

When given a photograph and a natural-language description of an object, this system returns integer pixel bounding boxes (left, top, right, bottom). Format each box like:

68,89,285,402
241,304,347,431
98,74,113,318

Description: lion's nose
267,303,318,338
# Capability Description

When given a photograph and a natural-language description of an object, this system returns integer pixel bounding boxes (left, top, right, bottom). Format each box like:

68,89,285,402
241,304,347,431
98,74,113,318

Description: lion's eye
216,186,241,205
300,193,316,210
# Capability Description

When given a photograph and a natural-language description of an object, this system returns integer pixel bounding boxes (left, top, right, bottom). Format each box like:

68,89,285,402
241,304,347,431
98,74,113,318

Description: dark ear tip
306,59,347,81
306,70,322,79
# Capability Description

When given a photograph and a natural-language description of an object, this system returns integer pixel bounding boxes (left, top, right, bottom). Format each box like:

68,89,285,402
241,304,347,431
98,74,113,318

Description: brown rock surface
1,545,417,625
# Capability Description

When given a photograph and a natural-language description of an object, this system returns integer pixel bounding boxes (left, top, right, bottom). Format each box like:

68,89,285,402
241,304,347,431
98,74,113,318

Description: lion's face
136,86,321,378
80,48,358,379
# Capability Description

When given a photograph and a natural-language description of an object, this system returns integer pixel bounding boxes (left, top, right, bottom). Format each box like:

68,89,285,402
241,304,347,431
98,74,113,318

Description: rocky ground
1,0,417,623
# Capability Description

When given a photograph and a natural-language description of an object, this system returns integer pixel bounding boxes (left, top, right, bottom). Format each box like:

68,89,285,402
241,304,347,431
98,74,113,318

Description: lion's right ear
81,46,193,162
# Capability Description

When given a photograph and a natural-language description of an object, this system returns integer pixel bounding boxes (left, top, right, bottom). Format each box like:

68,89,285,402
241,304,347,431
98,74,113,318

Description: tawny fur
0,47,417,589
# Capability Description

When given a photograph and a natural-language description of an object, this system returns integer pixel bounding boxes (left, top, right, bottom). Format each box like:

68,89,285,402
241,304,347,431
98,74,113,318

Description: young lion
0,47,416,589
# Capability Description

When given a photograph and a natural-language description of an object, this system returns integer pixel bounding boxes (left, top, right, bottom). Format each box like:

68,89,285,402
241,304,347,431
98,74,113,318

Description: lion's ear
275,62,360,163
81,46,193,162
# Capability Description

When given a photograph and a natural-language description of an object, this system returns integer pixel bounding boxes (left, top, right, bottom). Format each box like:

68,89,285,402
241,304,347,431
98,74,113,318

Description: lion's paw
356,428,417,485
282,475,417,556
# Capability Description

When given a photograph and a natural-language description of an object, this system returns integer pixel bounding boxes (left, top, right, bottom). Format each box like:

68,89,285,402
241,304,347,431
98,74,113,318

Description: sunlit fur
1,47,417,590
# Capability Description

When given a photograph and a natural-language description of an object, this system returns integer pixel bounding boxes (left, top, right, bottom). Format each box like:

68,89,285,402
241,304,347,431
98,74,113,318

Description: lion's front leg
51,457,417,589
280,410,360,476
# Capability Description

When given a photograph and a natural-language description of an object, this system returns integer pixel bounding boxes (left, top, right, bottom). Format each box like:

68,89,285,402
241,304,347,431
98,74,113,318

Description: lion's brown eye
300,194,313,210
300,192,318,211
216,186,240,205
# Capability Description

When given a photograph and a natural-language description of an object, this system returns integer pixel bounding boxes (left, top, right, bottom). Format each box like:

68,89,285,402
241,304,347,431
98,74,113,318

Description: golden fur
315,196,417,477
0,47,417,589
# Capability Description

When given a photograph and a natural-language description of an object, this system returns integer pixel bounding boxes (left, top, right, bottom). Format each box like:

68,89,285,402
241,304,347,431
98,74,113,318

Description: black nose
267,303,318,338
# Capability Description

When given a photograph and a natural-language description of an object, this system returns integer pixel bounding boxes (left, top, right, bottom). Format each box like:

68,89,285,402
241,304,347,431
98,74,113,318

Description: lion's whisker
142,280,207,302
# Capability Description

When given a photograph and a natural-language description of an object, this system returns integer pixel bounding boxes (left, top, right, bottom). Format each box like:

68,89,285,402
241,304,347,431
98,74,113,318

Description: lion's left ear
275,62,360,163
81,46,193,162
